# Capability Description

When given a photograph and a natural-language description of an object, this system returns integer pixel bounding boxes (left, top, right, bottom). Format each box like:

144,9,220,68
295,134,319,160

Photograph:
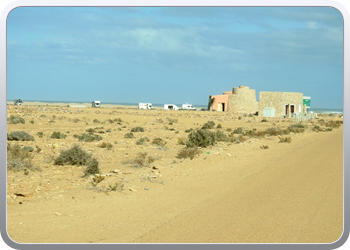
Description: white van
182,103,196,110
164,104,179,110
138,103,153,109
92,101,101,107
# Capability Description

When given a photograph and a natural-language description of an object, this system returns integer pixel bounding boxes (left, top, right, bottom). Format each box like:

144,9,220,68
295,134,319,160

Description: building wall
227,86,258,114
258,91,304,117
209,94,229,111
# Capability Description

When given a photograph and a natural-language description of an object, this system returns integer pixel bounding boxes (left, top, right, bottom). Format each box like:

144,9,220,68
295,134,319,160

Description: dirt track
6,106,343,243
134,128,343,243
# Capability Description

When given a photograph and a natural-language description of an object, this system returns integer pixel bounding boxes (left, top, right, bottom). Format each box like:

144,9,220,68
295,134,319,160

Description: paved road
134,130,343,243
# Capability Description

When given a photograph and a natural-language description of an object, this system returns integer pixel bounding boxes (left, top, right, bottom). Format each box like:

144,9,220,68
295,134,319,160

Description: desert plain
6,102,343,244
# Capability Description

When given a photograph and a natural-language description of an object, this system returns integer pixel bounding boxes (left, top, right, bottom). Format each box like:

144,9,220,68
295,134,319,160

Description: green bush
93,119,100,123
7,131,35,141
50,131,66,139
37,132,44,138
86,128,96,133
83,158,100,177
186,129,216,148
202,121,215,129
54,144,92,166
131,127,145,132
8,115,25,124
22,146,34,152
124,132,134,138
136,137,149,145
216,124,222,129
75,133,102,142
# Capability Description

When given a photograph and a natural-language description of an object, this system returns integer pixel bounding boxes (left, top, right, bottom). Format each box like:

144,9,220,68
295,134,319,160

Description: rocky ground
6,105,343,243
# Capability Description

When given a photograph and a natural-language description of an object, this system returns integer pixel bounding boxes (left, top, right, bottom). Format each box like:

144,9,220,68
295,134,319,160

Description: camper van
92,101,101,108
182,103,196,110
138,103,153,110
164,104,179,110
14,99,23,105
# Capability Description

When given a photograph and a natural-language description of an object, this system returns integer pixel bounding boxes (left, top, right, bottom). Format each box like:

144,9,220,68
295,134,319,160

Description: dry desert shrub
36,132,44,138
176,147,199,160
177,137,187,145
99,142,113,150
152,137,167,149
22,146,34,152
202,121,215,129
185,128,194,133
215,130,228,142
54,144,92,166
232,127,244,135
287,123,305,133
7,131,35,141
136,137,149,145
167,117,178,124
93,119,100,123
50,131,66,139
260,145,269,149
124,132,134,138
8,115,25,124
131,126,145,132
124,152,158,168
7,143,41,172
216,124,222,129
186,129,216,148
108,181,124,191
279,137,292,143
83,158,101,177
74,133,102,142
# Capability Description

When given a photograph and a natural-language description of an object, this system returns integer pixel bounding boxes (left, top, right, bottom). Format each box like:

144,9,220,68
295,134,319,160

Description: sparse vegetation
215,130,228,142
124,132,134,138
108,181,124,192
216,124,222,129
124,152,158,168
7,131,35,141
54,144,92,166
176,147,199,160
22,146,34,152
8,115,25,124
186,129,216,148
279,137,292,143
83,158,101,177
37,132,44,138
99,142,113,150
202,121,215,129
7,143,41,172
136,137,149,145
50,131,66,139
232,127,244,135
177,137,187,145
93,119,100,123
74,133,102,142
261,119,268,122
152,137,167,149
260,145,269,149
131,127,145,132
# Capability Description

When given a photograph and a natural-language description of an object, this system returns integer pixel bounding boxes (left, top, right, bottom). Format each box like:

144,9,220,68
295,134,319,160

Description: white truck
138,103,153,109
182,103,196,110
164,104,179,110
92,101,101,108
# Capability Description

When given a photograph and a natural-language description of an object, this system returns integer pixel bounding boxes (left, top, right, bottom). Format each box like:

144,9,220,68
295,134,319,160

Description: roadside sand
6,104,343,243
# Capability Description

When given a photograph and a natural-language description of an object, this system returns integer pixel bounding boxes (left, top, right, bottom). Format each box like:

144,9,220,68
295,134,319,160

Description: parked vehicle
138,103,153,109
14,99,23,105
182,103,196,110
92,101,101,107
164,104,179,110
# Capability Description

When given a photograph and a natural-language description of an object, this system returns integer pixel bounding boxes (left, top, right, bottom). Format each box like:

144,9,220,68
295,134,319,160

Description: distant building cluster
208,85,310,118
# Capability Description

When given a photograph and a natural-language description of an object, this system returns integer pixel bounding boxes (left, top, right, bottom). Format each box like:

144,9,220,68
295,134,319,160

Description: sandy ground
6,103,343,243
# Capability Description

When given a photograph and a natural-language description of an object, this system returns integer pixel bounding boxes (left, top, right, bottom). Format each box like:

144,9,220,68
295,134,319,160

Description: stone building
258,91,304,118
208,85,306,118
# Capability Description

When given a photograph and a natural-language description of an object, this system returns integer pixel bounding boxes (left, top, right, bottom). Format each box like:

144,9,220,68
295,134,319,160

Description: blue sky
7,7,343,108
